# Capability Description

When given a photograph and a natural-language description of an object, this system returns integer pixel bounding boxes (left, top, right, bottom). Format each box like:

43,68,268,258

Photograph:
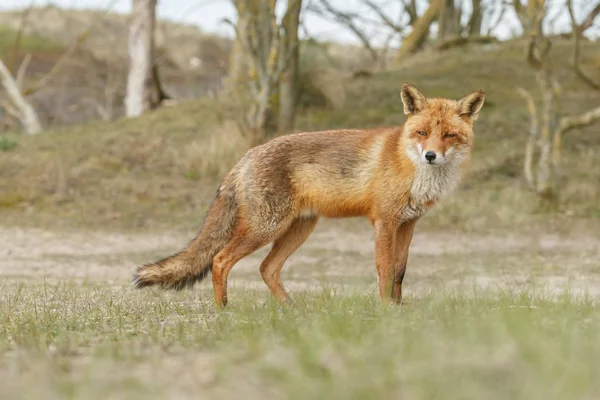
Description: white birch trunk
125,0,156,118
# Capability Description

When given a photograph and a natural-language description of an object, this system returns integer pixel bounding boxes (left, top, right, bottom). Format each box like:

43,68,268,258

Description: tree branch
517,87,539,188
8,4,33,74
309,0,379,60
0,59,42,134
566,0,600,90
581,3,600,31
559,106,600,133
361,0,405,34
15,53,31,89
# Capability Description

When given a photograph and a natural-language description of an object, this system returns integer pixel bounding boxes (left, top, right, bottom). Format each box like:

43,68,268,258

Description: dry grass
177,121,252,180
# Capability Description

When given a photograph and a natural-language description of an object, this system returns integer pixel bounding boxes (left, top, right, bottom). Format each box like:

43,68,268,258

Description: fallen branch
437,35,498,50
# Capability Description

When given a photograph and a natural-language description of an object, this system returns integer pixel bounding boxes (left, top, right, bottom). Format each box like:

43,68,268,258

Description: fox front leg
392,219,417,304
373,220,397,303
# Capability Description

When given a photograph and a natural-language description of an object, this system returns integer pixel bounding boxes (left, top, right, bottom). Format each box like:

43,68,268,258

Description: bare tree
125,0,158,118
227,0,303,142
517,0,600,197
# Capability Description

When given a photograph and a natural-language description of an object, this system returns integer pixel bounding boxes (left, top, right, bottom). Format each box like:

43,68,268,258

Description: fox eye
417,131,427,136
444,133,457,138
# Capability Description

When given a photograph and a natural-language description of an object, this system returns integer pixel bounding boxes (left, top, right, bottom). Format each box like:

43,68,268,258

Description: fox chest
395,166,459,222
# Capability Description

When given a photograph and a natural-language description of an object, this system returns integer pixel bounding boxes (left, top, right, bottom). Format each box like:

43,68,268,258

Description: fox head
401,83,485,167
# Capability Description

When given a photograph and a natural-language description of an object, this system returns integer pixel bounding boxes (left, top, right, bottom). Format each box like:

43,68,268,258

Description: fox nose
425,151,437,162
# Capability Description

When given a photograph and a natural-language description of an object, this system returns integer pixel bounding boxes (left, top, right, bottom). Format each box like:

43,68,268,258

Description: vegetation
1,283,599,399
0,135,17,151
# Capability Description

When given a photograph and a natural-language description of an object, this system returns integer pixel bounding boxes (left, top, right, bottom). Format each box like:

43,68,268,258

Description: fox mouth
423,157,445,166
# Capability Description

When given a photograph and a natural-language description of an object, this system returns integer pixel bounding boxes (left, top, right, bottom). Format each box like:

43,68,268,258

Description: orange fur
134,83,485,307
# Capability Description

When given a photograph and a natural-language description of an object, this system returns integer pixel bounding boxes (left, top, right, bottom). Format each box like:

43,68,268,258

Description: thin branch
9,4,33,73
581,3,600,31
512,0,528,31
309,0,379,60
566,0,600,90
361,0,405,34
559,106,600,133
1,100,20,119
20,0,119,97
21,30,90,96
486,1,508,35
15,53,31,89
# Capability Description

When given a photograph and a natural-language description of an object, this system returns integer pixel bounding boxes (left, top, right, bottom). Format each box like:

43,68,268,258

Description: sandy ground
2,221,600,297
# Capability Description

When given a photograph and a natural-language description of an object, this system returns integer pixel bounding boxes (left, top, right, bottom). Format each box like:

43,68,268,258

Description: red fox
134,83,485,307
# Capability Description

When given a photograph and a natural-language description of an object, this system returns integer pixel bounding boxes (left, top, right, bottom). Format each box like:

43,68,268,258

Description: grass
1,282,599,399
0,135,18,152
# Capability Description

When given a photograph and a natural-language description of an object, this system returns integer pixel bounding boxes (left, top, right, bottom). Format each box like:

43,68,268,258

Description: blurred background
0,0,599,232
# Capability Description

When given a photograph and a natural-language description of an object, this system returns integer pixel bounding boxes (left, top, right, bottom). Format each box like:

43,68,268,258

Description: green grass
0,135,18,152
1,282,598,399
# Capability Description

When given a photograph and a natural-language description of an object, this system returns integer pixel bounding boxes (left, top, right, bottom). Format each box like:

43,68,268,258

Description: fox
133,83,485,307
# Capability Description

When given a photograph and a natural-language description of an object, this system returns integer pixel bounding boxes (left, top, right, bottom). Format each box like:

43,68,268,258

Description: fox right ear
401,83,427,115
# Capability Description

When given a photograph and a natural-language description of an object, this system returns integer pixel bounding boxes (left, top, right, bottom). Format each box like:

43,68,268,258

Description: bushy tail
133,184,237,290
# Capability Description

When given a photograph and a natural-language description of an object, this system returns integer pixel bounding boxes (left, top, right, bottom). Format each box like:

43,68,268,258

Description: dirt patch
1,225,599,297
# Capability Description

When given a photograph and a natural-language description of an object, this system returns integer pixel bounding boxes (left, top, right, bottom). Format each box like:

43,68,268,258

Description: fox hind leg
212,229,266,308
260,216,319,303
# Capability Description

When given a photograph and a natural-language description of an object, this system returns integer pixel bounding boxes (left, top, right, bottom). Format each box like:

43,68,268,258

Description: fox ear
401,83,428,115
456,89,485,122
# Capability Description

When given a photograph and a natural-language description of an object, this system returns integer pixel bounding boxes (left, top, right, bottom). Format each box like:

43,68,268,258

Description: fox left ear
456,89,485,123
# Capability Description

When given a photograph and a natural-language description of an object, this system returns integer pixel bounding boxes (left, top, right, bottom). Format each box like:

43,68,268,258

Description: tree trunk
467,0,483,36
535,68,559,197
438,0,460,43
226,0,303,140
278,0,301,133
397,0,444,58
0,59,42,134
125,0,157,118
